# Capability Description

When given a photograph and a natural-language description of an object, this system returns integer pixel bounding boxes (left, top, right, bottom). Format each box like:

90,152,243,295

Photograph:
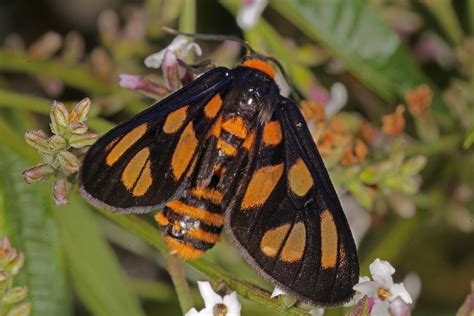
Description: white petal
182,43,203,60
270,287,286,298
144,50,166,68
403,273,422,304
369,259,395,288
309,307,325,315
197,281,223,309
167,35,190,51
236,0,269,30
390,283,413,304
184,308,201,316
389,298,411,316
371,300,390,316
353,280,379,297
325,82,348,117
223,292,242,316
359,276,371,283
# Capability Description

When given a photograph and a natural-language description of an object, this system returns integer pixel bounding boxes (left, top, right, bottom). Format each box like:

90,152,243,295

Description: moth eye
163,106,188,134
288,158,313,197
263,121,282,146
171,122,198,180
106,123,148,166
121,147,152,196
320,209,338,269
241,163,284,210
204,94,223,119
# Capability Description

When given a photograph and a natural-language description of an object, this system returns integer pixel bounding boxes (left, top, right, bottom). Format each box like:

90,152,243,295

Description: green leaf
269,0,448,115
54,196,145,316
0,149,72,316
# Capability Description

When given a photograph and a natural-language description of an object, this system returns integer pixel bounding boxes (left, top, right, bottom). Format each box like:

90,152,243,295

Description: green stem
421,0,464,46
165,255,194,313
404,134,461,157
469,0,474,35
0,50,114,94
179,0,196,34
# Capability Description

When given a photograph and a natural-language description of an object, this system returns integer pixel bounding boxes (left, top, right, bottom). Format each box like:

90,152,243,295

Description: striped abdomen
155,107,253,259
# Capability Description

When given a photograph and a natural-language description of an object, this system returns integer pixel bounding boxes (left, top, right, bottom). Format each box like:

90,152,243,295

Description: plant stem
179,0,196,34
165,255,194,313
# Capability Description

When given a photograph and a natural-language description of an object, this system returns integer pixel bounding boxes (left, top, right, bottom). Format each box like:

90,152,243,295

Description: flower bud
25,130,50,153
68,133,99,149
56,151,80,174
22,164,54,184
27,31,62,60
68,121,88,135
69,98,90,123
0,271,8,282
50,101,69,135
9,253,25,276
3,249,17,264
6,302,32,316
53,178,70,206
48,135,67,151
0,236,11,251
2,286,28,304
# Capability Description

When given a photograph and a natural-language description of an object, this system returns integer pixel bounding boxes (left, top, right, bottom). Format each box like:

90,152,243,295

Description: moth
80,41,359,306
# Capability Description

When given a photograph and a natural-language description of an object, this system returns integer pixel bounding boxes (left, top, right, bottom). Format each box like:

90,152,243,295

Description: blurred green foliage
0,0,473,315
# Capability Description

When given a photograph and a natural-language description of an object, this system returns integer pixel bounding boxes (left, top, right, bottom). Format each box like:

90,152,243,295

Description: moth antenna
162,27,256,55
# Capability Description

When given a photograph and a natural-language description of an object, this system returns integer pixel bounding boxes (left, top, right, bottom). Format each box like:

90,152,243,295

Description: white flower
236,0,269,30
353,259,413,316
325,82,348,118
185,281,241,316
270,287,286,298
144,35,201,69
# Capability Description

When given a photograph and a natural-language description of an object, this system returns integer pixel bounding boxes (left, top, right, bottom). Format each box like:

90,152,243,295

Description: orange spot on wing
281,222,306,262
187,228,221,244
222,117,247,139
241,164,284,209
121,147,152,196
171,122,197,180
260,224,290,258
106,123,148,166
263,121,282,146
163,106,188,134
133,159,152,196
242,59,275,78
155,212,169,226
164,236,205,260
320,209,338,269
192,187,223,205
166,200,224,226
217,139,237,157
204,94,223,119
288,158,313,197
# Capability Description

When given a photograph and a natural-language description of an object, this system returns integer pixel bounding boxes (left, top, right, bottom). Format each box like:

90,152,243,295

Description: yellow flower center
213,303,228,316
377,288,392,301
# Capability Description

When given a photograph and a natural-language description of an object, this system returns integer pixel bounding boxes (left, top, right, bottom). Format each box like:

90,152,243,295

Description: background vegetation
0,0,472,315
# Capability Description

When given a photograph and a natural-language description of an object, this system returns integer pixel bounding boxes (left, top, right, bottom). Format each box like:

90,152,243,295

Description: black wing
224,97,359,306
80,67,231,213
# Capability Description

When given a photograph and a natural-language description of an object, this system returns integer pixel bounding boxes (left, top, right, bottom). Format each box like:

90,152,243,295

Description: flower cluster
185,281,241,316
22,98,98,205
0,236,31,316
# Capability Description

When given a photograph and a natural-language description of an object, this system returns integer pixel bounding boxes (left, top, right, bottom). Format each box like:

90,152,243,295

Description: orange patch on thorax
242,59,275,78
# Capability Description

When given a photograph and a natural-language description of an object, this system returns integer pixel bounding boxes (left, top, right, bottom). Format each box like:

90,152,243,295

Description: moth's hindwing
224,97,359,306
80,67,231,213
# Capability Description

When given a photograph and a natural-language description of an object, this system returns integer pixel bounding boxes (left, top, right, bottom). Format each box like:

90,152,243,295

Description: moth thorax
155,196,223,260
